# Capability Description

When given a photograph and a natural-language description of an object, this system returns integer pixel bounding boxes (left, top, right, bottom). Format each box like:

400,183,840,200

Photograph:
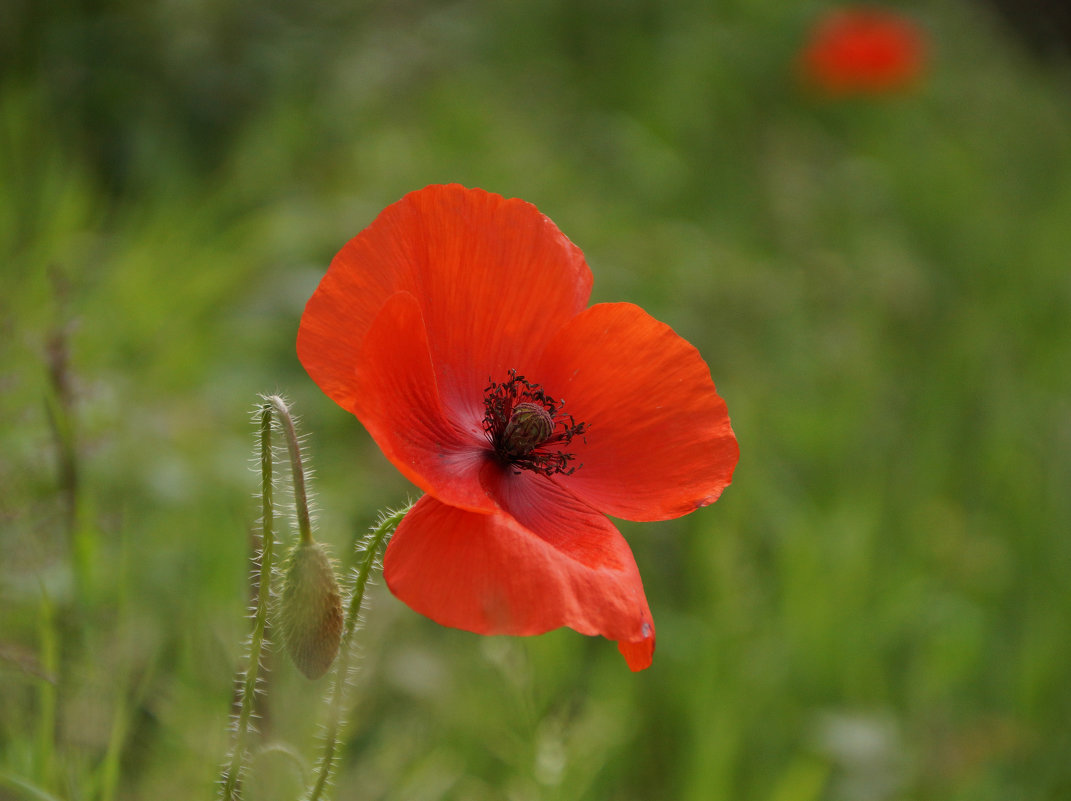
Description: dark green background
3,1,1070,799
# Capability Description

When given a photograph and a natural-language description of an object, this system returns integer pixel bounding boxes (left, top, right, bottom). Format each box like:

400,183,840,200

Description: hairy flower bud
279,542,343,680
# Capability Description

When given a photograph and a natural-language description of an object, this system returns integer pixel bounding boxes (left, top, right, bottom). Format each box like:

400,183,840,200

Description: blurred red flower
298,185,738,670
799,6,928,96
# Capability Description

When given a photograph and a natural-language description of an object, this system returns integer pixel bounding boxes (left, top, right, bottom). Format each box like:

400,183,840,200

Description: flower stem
265,395,314,546
222,403,276,801
306,503,411,801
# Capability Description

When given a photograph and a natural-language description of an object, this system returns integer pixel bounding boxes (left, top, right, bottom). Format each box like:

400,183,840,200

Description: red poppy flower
799,6,928,97
297,184,738,671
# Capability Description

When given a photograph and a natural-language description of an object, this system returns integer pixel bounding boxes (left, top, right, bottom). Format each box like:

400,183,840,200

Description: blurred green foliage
3,1,1071,800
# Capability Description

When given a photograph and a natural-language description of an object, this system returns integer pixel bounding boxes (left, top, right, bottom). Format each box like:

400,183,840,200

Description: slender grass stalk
44,266,95,605
0,771,65,801
306,504,411,801
222,403,276,801
100,645,160,801
99,684,129,801
35,588,57,793
99,518,136,801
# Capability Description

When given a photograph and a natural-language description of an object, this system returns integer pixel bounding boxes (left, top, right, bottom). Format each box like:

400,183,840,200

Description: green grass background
3,1,1071,799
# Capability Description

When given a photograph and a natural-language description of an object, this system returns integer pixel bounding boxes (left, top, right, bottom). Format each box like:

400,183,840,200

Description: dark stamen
482,369,587,476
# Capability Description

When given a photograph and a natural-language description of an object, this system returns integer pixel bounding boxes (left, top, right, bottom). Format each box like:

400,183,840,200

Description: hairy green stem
266,395,313,546
306,504,411,801
222,403,276,801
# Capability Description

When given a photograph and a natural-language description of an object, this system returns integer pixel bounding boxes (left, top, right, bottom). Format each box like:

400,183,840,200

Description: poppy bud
502,402,554,457
279,541,343,680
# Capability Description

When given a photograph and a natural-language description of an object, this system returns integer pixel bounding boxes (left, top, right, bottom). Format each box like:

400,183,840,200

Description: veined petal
383,485,656,670
297,184,592,421
350,291,495,513
533,302,739,522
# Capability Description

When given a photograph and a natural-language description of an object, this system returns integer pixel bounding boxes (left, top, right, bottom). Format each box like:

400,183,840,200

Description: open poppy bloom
297,185,738,670
799,6,928,97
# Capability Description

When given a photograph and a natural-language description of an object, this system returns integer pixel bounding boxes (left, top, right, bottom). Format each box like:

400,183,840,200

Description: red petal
533,302,738,521
297,184,592,421
384,483,655,670
800,9,927,95
349,291,495,513
617,638,655,672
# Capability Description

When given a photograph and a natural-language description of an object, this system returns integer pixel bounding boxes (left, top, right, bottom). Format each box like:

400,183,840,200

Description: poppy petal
384,485,655,670
297,184,592,421
799,8,927,96
617,638,655,672
533,302,739,522
349,290,496,513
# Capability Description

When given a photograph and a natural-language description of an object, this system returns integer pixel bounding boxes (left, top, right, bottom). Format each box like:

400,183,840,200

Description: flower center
502,403,554,457
482,370,587,476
